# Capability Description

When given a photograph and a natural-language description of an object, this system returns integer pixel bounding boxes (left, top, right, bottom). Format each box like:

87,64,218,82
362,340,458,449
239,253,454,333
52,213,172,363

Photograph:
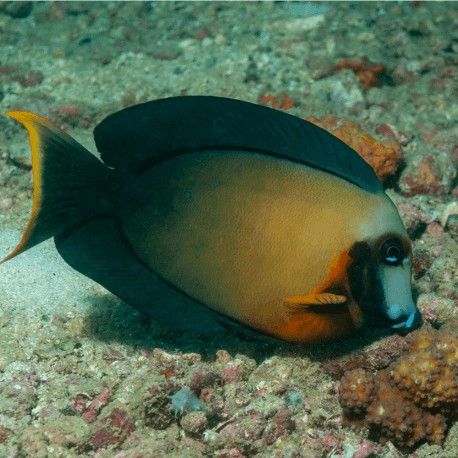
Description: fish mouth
390,309,422,332
363,307,422,333
373,261,422,334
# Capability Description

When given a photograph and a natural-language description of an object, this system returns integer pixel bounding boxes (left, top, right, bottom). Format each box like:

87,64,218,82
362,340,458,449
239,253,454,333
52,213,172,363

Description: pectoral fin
282,293,347,306
275,293,355,344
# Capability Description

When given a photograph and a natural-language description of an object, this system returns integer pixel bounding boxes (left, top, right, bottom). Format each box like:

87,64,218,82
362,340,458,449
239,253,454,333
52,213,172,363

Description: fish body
1,97,421,343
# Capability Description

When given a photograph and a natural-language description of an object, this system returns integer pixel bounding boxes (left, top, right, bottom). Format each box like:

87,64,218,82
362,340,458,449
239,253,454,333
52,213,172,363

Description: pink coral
261,407,295,445
322,334,407,379
190,366,222,394
79,408,135,452
83,388,111,423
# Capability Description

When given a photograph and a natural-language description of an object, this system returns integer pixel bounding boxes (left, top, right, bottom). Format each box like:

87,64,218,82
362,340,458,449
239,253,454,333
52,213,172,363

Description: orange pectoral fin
274,301,356,344
282,293,347,306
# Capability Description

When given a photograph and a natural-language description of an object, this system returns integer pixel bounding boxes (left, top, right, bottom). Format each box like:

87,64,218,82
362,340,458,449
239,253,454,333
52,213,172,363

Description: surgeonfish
1,96,422,344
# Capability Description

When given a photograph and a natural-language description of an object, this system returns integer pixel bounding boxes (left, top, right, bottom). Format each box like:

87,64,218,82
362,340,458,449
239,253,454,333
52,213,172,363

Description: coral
333,59,386,90
160,364,177,380
215,351,257,386
339,319,458,448
322,333,407,380
259,93,296,110
78,408,135,453
305,115,403,184
190,366,222,393
398,125,458,197
144,385,174,430
332,58,376,85
347,438,383,458
399,155,450,197
82,388,111,423
338,369,375,421
261,406,295,445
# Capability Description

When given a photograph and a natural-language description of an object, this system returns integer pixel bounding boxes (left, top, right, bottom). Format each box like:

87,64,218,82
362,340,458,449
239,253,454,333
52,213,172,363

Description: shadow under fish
1,96,422,344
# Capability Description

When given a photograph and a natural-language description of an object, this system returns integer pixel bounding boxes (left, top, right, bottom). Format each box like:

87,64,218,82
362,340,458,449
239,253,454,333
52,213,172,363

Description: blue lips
392,309,422,331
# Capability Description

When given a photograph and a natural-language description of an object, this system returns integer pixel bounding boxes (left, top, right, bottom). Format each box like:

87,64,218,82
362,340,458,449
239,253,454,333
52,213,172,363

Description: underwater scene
1,2,458,457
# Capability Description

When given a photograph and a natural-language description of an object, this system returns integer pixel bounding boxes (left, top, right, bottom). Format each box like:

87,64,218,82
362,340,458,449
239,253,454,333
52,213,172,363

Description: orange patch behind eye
316,246,354,294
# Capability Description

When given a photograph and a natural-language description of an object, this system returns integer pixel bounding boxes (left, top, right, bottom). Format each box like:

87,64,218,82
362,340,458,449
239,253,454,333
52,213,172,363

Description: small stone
181,411,208,437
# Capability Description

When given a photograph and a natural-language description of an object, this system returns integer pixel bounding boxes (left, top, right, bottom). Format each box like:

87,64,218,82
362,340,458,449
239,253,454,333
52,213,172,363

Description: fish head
349,194,422,333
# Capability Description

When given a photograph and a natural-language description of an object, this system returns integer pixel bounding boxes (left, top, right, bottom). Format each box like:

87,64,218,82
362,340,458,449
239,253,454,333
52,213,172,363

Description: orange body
120,151,400,343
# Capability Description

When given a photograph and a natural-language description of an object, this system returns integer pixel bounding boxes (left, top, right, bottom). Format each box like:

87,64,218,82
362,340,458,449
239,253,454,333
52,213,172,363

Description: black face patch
348,241,384,324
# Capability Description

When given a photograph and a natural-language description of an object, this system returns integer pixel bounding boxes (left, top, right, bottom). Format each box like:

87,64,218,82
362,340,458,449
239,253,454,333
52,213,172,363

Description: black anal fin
54,218,226,334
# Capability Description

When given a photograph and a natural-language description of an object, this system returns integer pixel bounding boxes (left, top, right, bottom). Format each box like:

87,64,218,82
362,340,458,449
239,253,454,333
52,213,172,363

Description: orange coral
338,368,375,422
339,319,458,448
160,365,176,380
259,93,295,110
305,115,403,184
333,60,386,90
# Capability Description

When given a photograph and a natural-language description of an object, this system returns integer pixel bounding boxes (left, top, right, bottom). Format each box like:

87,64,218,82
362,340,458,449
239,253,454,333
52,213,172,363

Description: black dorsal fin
93,96,383,193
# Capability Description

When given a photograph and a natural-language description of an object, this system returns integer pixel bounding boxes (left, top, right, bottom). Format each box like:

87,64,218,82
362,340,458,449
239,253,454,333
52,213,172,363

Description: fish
0,96,422,344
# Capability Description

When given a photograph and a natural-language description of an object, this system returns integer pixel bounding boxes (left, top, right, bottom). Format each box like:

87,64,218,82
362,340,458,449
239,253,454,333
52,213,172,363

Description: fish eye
380,239,404,266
